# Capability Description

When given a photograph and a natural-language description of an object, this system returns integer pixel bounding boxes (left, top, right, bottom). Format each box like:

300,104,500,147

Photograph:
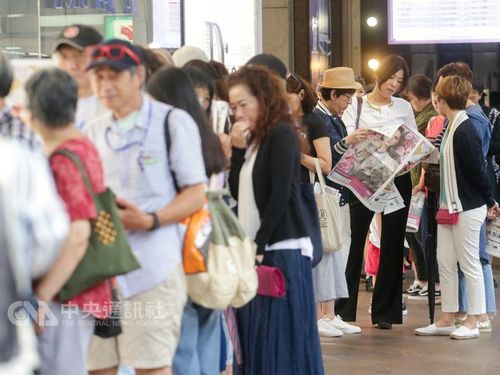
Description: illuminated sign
45,0,135,13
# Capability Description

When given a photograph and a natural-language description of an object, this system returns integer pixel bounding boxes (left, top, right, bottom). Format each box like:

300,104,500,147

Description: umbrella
426,192,438,323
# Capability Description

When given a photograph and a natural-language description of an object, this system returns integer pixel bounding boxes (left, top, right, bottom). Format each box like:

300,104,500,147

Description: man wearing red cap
84,39,206,375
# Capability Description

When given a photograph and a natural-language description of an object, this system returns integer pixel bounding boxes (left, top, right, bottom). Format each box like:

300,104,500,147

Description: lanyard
105,102,153,166
105,101,153,187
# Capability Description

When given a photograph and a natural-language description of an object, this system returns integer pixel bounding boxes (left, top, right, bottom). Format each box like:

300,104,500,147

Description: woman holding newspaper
338,55,417,329
415,76,499,339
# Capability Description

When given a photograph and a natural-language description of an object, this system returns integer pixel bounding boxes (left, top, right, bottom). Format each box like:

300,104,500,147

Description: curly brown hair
227,65,292,145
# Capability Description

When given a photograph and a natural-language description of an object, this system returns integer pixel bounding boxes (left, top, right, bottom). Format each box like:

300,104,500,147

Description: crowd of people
1,22,499,375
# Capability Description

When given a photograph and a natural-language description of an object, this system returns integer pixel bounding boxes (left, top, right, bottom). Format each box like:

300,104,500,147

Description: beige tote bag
309,158,343,252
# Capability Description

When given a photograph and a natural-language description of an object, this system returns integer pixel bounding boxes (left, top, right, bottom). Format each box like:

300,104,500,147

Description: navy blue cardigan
451,119,495,210
313,107,350,206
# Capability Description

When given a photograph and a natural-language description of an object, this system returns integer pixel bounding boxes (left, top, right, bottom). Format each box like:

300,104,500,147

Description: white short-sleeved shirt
342,95,417,136
83,95,206,298
75,95,106,130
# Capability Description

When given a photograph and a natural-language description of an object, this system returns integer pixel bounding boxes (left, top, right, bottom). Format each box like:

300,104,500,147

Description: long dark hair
182,63,216,117
147,67,227,177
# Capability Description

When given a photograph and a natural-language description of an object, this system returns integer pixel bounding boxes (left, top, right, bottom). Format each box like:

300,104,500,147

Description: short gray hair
0,52,13,98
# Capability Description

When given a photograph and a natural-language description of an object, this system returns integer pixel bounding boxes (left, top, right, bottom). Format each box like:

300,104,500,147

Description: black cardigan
229,122,308,254
452,119,495,210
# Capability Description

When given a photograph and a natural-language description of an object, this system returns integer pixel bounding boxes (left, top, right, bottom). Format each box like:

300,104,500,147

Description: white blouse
237,145,313,259
342,95,417,136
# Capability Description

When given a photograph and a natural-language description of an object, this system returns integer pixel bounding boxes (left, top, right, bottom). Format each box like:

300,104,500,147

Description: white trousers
437,205,486,315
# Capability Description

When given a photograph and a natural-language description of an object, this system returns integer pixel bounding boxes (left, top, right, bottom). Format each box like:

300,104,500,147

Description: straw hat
318,67,358,89
172,45,209,67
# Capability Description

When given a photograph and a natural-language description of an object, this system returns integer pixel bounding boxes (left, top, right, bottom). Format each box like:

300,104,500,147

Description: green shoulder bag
52,149,141,301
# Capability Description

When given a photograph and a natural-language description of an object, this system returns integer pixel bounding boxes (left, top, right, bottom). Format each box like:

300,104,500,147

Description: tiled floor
322,269,500,375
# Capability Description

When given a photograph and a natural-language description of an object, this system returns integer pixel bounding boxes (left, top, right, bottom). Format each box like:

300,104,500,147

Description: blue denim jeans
458,220,497,314
173,301,222,375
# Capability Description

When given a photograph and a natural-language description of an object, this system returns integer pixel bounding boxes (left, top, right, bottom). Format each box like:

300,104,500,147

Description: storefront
0,0,261,70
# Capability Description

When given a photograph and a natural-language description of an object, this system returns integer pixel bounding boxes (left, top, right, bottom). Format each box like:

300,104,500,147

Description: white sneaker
450,325,480,340
317,318,343,337
477,320,492,333
414,323,455,336
329,315,362,334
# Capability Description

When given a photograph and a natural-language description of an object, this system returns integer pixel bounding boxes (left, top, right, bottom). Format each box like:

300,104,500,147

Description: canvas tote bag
310,158,342,252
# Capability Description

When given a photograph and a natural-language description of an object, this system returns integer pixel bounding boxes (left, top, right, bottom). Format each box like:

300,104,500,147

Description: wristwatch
148,212,160,231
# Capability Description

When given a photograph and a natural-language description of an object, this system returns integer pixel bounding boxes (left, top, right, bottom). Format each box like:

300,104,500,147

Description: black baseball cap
52,24,103,53
86,39,143,71
472,79,485,94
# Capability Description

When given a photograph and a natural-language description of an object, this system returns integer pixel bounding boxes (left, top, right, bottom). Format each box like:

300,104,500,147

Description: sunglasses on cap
86,44,141,65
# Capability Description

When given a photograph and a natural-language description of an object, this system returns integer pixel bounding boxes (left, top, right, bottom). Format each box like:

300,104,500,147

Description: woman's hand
230,121,251,149
344,129,371,145
33,299,49,335
218,133,232,160
488,202,500,220
412,182,425,195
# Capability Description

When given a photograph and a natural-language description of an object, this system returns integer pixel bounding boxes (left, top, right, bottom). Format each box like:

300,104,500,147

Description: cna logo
7,300,58,327
318,209,328,228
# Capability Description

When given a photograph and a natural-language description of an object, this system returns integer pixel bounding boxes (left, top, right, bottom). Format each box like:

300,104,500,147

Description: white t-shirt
342,95,417,136
75,95,103,130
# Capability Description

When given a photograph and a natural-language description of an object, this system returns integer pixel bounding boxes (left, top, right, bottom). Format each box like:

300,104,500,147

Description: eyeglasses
86,44,141,65
286,73,303,93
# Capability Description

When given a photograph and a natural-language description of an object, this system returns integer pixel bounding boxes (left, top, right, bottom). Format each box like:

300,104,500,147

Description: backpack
164,110,258,309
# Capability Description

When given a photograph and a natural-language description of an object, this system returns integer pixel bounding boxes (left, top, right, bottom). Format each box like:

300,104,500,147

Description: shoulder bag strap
163,109,180,192
51,149,97,200
355,96,363,130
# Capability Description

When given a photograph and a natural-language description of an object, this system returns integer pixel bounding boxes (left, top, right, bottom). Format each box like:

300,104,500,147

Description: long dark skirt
234,249,324,375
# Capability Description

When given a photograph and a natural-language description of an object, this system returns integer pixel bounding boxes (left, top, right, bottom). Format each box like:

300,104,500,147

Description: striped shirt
84,95,206,298
0,106,41,151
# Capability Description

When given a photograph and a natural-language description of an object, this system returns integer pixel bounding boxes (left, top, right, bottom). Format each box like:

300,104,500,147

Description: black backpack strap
50,149,97,199
355,96,363,130
163,109,180,192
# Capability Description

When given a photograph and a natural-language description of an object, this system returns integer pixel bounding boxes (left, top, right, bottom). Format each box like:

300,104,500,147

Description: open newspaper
328,124,437,214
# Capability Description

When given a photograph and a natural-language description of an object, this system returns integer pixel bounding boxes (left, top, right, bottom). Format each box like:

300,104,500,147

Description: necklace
366,95,394,111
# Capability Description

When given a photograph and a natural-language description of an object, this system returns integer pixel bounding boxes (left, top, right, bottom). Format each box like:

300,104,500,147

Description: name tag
140,153,160,166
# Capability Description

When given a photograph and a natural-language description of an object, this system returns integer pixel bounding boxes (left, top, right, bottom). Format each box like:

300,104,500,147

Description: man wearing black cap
84,39,206,375
52,24,103,129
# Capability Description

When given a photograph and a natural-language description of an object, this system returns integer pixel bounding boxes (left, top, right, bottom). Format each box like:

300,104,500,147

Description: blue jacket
313,103,350,206
466,104,491,159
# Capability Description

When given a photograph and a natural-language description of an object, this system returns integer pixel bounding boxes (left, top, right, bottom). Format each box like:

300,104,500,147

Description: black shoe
376,322,392,329
365,276,374,292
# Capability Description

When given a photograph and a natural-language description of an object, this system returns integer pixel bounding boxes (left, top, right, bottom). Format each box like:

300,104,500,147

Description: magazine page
328,124,437,213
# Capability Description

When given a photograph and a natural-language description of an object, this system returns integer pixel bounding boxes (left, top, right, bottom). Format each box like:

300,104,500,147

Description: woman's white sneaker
318,318,343,337
477,320,492,333
329,315,362,334
414,324,455,336
450,325,480,340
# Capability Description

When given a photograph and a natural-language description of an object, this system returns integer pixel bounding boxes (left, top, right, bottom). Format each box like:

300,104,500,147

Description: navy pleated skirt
234,249,324,375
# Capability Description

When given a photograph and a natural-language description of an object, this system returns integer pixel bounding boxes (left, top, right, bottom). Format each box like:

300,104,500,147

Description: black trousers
336,173,412,324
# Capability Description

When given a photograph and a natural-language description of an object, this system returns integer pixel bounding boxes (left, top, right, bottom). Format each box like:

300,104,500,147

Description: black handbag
94,284,122,338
